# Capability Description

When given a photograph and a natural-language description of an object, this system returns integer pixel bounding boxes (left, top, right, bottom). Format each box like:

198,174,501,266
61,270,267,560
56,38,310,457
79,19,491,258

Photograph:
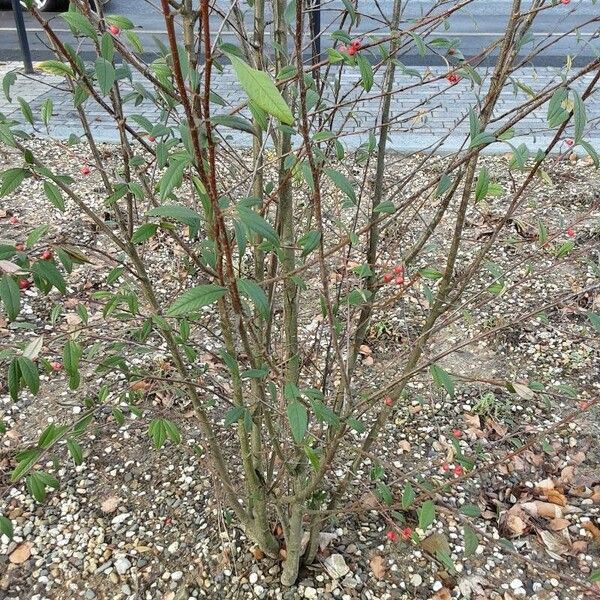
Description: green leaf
67,438,83,465
211,114,256,135
26,224,49,248
347,418,364,433
470,132,495,148
325,168,356,204
41,98,53,127
0,168,28,197
588,312,600,332
475,167,489,202
95,58,116,96
132,223,159,244
17,97,34,125
419,267,443,280
401,482,415,508
26,473,46,502
167,284,227,317
299,230,321,257
547,88,569,128
357,54,374,92
100,32,115,61
224,406,245,427
17,357,40,395
228,54,293,125
463,525,479,557
310,398,339,427
237,278,269,319
11,448,41,482
8,359,20,401
105,15,135,30
31,260,66,294
147,204,201,227
0,275,20,321
125,30,144,53
590,569,600,583
148,418,167,449
430,364,455,397
436,174,452,197
459,504,481,517
2,70,17,102
237,206,279,245
572,91,586,144
36,60,74,78
61,11,97,39
0,515,13,540
580,141,599,168
418,500,436,530
287,400,308,444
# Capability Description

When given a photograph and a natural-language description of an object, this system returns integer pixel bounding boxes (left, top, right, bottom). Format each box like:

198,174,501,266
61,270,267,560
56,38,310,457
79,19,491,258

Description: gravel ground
0,138,599,600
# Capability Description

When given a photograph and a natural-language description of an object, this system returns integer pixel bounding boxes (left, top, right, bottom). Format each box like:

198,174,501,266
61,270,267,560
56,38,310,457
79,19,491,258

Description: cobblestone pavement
1,61,599,154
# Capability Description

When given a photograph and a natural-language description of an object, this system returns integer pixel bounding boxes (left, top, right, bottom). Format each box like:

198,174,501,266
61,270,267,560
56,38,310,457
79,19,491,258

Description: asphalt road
0,0,598,66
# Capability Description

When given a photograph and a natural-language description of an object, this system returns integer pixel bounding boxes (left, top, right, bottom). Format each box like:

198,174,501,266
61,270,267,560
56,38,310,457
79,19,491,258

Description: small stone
410,574,423,587
510,578,523,590
324,554,350,579
249,572,259,584
84,590,96,600
114,556,131,575
432,581,443,592
167,541,179,553
111,513,130,526
9,543,32,564
550,578,559,587
304,587,318,599
171,571,183,581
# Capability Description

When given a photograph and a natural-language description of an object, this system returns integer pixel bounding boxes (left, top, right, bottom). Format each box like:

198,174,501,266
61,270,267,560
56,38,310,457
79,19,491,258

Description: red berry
401,527,412,540
41,249,53,260
148,135,156,142
18,278,31,290
80,165,91,176
384,396,393,406
561,0,570,4
446,73,460,85
395,276,404,286
441,462,450,472
393,265,403,275
347,46,357,56
50,361,63,371
452,429,462,438
15,242,25,252
338,44,347,53
386,530,398,542
565,138,574,146
9,216,19,225
454,465,464,477
566,228,575,238
383,273,393,283
108,25,120,35
350,39,362,51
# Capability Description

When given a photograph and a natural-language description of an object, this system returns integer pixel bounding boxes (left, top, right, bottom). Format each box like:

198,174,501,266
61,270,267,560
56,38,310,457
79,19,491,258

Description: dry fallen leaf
428,588,451,600
521,500,563,519
100,496,120,514
370,555,386,579
9,542,32,564
538,528,572,560
545,489,567,507
583,522,600,542
250,547,265,561
548,518,570,531
359,344,372,356
421,532,451,556
536,478,555,492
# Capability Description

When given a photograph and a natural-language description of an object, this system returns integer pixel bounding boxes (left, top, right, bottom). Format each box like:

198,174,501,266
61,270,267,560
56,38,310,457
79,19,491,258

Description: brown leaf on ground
538,529,572,560
572,540,587,554
560,466,575,484
548,518,571,531
545,489,567,507
463,412,481,430
9,542,32,564
370,555,386,579
583,522,600,541
421,532,451,556
501,505,529,537
535,478,555,491
358,344,372,356
250,547,265,561
428,588,451,600
521,500,563,519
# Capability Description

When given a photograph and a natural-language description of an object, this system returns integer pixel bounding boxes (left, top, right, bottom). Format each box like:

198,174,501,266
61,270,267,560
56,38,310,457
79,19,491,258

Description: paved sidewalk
0,61,598,154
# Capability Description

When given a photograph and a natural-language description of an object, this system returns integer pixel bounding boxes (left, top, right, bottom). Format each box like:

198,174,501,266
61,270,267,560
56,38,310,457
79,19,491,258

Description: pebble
249,572,258,584
114,556,131,575
510,578,523,590
304,587,318,599
410,574,423,587
171,571,183,581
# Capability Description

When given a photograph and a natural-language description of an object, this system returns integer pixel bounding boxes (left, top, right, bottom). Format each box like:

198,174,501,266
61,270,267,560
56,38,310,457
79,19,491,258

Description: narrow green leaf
31,260,66,294
237,278,269,319
325,168,356,203
287,400,308,444
67,438,83,465
418,500,436,530
0,275,20,321
0,515,13,539
95,58,116,96
430,364,455,397
463,525,479,557
459,504,481,517
16,357,40,395
401,482,415,508
167,284,227,317
237,206,279,245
